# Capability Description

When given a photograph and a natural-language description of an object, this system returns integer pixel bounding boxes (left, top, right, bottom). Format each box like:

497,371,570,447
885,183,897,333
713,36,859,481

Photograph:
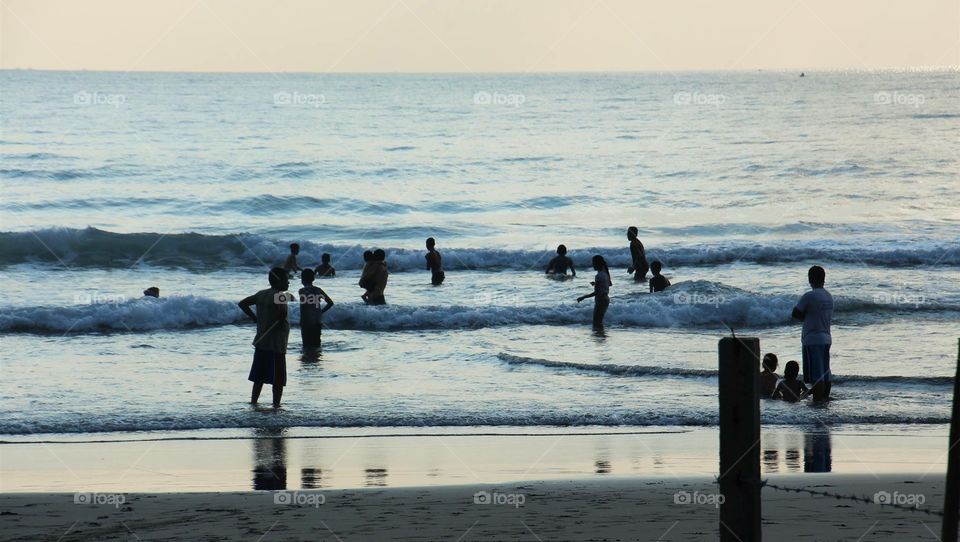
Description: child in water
315,253,335,278
298,268,333,348
238,267,291,408
773,360,809,402
648,260,670,292
576,255,612,329
358,250,374,303
760,353,779,397
284,243,302,277
425,237,444,285
545,244,576,277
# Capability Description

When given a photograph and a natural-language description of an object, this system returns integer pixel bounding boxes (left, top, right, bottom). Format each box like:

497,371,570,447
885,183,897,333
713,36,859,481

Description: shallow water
1,70,957,436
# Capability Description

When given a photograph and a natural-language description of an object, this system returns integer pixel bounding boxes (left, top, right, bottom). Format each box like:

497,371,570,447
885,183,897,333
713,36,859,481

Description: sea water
0,70,957,436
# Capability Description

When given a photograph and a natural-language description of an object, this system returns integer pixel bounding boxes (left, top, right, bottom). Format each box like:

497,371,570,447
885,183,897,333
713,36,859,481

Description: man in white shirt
792,265,834,402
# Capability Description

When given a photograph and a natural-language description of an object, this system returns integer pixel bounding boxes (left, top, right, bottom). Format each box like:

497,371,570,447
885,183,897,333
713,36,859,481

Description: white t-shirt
594,271,611,296
795,287,833,345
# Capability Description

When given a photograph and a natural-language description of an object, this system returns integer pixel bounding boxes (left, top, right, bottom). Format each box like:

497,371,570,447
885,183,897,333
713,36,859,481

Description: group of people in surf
238,230,833,408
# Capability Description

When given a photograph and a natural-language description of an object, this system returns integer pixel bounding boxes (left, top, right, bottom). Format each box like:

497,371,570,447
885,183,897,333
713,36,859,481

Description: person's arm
239,295,257,323
793,293,808,321
426,253,432,271
772,382,782,399
569,259,576,277
628,244,637,274
577,292,596,303
649,280,654,293
317,288,334,313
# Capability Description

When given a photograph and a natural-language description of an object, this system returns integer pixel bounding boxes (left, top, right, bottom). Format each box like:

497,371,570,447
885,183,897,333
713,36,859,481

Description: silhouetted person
284,243,302,276
239,267,290,407
648,260,670,292
143,286,159,298
299,268,333,349
792,265,834,402
365,249,389,305
545,244,576,277
425,237,444,285
760,353,779,397
577,255,612,329
626,227,648,282
315,253,335,278
359,250,374,303
773,360,808,402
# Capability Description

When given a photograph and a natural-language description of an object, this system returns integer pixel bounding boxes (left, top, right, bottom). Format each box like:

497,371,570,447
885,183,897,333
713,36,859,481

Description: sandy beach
1,426,953,540
0,474,948,541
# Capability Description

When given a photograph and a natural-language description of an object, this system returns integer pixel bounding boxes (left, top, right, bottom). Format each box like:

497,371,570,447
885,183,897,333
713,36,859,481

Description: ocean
1,70,958,437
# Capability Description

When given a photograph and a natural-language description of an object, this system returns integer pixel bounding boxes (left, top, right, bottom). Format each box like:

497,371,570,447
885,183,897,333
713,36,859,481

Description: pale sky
2,0,958,72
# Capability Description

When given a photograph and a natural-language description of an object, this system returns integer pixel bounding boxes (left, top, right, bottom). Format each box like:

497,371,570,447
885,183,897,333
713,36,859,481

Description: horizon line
2,65,958,76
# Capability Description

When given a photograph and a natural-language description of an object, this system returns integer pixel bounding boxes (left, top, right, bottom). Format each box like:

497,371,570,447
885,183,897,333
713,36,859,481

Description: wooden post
943,338,960,542
719,336,762,542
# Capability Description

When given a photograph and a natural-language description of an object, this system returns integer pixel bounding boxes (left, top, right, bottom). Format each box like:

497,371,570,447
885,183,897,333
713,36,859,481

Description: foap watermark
673,291,725,308
274,291,328,309
473,91,526,108
673,490,725,508
473,291,525,307
473,490,525,508
74,492,126,508
874,490,925,508
73,91,126,108
673,91,726,108
872,286,926,308
74,292,127,305
273,91,326,108
874,91,925,108
273,490,326,508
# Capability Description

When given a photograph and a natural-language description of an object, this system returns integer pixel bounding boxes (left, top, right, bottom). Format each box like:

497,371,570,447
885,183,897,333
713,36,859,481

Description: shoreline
1,425,948,493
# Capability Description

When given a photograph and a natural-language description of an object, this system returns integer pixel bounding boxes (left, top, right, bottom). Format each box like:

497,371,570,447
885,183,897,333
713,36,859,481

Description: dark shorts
802,343,831,384
300,323,323,348
431,271,445,286
248,349,287,386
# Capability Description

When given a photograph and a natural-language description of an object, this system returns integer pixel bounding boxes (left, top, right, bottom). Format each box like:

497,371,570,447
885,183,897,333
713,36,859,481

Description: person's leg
272,353,286,408
272,386,283,408
251,382,263,404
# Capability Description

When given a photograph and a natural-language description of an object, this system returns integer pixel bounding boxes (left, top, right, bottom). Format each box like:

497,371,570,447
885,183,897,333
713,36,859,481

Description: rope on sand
759,480,945,517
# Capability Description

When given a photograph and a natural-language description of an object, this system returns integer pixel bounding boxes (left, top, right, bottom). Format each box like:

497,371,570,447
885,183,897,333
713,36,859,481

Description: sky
2,0,958,72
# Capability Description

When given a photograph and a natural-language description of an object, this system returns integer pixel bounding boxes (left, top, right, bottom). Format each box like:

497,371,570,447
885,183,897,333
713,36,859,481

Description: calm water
0,70,957,436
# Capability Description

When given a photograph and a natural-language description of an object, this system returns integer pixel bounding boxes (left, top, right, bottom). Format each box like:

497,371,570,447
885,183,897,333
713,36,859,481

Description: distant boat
800,72,805,77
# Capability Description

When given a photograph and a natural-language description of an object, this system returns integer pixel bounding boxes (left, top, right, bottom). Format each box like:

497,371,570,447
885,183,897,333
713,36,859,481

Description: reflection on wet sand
762,429,833,474
365,468,388,487
252,428,287,490
301,468,323,489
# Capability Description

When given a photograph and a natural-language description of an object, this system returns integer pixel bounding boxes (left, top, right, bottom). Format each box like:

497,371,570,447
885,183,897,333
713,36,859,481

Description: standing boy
239,268,291,408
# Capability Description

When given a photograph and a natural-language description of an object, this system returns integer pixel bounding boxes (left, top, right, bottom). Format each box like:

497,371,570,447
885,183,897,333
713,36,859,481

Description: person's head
650,260,663,275
808,265,825,288
290,243,300,255
268,267,289,291
143,286,159,298
592,254,606,271
556,244,567,256
627,226,638,240
784,360,800,380
374,249,386,262
301,268,315,286
363,250,373,262
321,253,331,264
426,237,436,250
762,353,779,372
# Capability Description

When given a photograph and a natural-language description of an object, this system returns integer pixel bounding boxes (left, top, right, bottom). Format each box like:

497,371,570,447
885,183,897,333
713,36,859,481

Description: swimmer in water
545,244,576,277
